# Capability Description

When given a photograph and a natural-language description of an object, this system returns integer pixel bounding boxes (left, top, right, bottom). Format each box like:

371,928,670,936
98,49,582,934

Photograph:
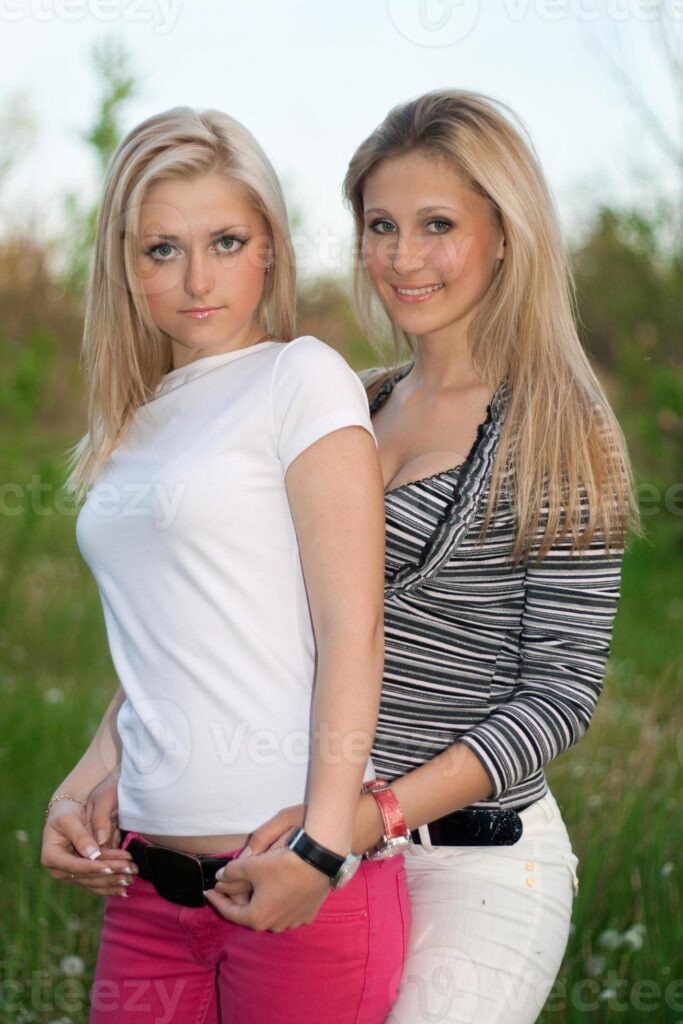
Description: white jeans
387,788,579,1024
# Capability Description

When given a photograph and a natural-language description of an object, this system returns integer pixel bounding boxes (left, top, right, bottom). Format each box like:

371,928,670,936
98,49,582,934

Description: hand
205,842,332,932
214,803,307,905
85,771,122,848
40,782,138,898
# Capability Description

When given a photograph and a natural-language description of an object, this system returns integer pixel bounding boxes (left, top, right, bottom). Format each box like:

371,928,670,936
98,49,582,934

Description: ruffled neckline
368,365,512,596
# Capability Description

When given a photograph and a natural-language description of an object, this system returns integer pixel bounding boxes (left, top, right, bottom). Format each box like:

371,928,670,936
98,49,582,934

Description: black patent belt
120,829,237,907
410,801,535,847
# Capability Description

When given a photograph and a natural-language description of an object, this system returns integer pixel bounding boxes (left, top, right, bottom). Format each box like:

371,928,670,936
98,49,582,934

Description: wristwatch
286,827,363,890
361,779,414,860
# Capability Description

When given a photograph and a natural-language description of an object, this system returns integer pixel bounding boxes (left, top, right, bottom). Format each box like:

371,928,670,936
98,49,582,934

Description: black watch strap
287,827,345,880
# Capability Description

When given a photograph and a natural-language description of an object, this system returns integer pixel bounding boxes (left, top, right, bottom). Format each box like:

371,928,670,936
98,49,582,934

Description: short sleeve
271,336,378,474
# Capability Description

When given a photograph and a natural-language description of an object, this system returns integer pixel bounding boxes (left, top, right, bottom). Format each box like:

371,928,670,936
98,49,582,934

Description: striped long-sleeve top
364,364,624,810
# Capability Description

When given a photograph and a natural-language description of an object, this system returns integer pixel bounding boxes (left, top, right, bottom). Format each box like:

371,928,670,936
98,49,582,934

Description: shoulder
274,335,353,374
272,336,368,399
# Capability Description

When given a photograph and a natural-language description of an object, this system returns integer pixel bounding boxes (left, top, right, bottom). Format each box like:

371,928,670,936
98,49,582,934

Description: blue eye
146,242,176,261
368,219,396,234
216,235,245,253
428,219,452,233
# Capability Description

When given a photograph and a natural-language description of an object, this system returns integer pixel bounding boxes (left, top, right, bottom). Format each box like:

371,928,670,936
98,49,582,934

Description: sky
0,0,680,275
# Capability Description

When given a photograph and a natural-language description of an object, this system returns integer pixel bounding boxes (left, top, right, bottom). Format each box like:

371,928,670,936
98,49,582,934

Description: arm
288,424,386,855
354,513,624,849
41,684,136,893
49,683,125,804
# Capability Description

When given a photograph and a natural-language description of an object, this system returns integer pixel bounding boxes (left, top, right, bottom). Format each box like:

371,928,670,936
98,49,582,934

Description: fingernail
123,866,135,875
86,845,101,860
102,867,114,875
119,878,130,886
215,867,224,881
119,891,129,898
96,829,108,844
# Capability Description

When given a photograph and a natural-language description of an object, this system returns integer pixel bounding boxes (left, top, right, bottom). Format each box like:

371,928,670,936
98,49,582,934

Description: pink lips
180,307,223,319
390,284,445,305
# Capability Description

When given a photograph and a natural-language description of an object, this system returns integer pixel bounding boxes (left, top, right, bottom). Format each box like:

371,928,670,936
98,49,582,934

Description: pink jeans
89,832,410,1024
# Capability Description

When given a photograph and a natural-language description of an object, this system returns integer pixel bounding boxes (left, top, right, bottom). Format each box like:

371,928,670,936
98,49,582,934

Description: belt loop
417,823,435,851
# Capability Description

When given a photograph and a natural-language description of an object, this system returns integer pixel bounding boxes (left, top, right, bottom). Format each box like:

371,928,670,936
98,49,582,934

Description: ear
496,235,506,261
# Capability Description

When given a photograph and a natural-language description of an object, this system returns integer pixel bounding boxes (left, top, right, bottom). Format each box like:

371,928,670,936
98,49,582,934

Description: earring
265,257,274,275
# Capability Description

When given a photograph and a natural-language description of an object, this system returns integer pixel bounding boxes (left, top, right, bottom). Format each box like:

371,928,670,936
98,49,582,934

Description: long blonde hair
343,89,641,564
63,106,297,501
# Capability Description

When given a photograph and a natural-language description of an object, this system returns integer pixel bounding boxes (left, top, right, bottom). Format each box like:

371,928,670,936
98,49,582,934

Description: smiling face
361,150,505,344
135,172,272,364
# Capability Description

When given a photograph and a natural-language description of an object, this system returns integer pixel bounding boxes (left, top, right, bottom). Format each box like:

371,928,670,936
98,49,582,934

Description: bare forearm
354,741,493,852
304,624,384,856
51,685,125,803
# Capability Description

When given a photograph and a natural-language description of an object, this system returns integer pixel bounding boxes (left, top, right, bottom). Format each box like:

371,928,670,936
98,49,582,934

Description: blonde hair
343,89,641,564
63,106,297,500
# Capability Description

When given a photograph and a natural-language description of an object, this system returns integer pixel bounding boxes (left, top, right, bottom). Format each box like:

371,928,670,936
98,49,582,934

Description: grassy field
1,426,681,1024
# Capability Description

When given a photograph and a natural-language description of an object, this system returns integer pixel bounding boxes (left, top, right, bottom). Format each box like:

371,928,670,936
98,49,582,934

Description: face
361,150,505,343
135,173,272,362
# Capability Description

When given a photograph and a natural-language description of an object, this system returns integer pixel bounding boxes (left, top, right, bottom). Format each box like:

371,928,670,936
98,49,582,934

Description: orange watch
361,778,413,860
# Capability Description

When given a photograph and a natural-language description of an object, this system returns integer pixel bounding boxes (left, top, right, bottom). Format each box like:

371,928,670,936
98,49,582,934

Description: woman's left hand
214,803,306,904
203,842,333,931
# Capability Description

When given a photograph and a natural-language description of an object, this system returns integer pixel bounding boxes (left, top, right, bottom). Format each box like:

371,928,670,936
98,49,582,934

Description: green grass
1,431,681,1024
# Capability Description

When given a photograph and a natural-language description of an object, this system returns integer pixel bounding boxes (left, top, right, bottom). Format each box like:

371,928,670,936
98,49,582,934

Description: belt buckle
425,808,524,846
142,844,207,908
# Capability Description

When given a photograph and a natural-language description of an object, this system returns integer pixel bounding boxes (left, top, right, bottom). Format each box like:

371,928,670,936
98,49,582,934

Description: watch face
331,853,362,890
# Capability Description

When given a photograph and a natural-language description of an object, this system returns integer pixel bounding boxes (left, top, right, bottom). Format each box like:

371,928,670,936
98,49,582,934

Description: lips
390,283,445,304
179,306,224,320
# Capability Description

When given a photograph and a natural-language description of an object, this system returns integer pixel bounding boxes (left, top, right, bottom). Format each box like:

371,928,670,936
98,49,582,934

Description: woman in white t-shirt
39,107,409,1024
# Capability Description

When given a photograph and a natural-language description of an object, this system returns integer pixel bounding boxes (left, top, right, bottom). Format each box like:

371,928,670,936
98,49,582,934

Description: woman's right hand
40,777,138,897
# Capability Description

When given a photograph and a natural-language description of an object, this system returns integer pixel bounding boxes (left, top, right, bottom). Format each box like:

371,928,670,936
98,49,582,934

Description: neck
410,318,481,393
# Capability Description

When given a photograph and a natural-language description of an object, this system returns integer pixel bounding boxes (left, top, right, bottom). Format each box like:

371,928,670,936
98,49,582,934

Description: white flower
44,687,64,704
15,830,29,843
66,915,82,932
661,862,674,878
623,924,646,951
58,955,85,977
585,954,606,976
598,928,623,950
599,988,617,1002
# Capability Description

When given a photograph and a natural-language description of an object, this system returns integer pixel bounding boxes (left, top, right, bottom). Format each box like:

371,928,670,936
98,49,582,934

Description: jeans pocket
561,850,580,898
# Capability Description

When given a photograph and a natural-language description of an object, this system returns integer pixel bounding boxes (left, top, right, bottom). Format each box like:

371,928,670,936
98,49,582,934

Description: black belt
410,802,535,847
120,829,237,907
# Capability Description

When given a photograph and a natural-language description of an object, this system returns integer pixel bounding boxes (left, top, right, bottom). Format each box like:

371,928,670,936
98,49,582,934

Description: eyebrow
140,225,249,241
363,206,458,217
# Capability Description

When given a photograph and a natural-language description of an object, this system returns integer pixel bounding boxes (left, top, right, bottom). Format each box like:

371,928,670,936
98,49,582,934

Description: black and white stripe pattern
366,366,624,810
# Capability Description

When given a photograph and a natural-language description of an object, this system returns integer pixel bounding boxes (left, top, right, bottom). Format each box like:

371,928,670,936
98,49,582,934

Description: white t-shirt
76,336,378,834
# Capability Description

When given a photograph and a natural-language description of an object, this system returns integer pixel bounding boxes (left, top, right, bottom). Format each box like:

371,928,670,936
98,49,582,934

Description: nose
184,250,214,298
389,234,427,276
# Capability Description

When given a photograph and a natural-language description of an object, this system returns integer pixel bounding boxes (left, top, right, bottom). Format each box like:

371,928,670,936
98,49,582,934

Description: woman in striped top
339,90,640,1023
226,90,640,1023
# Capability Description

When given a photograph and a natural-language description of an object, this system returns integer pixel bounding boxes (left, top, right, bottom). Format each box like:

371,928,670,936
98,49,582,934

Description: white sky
1,0,681,274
